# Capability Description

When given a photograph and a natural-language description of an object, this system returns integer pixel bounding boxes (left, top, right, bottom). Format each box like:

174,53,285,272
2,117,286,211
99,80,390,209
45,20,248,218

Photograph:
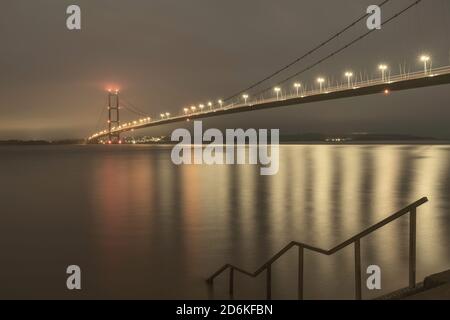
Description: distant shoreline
0,139,85,146
1,134,449,146
1,140,449,146
281,140,450,145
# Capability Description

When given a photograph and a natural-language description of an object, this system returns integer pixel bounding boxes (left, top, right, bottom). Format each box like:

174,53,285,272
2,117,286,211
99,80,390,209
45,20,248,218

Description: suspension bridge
87,0,450,143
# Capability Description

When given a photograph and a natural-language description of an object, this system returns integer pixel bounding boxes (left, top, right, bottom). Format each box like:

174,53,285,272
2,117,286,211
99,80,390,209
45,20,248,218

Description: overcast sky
1,0,450,139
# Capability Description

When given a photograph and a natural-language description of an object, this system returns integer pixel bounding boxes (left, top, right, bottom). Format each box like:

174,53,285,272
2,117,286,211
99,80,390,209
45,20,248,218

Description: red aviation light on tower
105,84,120,93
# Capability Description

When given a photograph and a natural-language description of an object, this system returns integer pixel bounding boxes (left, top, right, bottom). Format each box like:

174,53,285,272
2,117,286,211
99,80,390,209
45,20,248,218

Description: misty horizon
2,0,450,139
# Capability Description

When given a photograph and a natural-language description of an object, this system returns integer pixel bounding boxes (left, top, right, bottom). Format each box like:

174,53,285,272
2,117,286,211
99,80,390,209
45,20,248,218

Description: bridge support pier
108,90,121,144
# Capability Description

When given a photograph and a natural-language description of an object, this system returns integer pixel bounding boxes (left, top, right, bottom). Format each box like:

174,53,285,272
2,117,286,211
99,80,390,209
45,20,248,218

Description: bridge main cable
222,0,391,102
253,0,424,98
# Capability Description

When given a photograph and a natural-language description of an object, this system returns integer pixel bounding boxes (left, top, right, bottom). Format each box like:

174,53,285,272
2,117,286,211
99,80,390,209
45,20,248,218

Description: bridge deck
90,67,450,141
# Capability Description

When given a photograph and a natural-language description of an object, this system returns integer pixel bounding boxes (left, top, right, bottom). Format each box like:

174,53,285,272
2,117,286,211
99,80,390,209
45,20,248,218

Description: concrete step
404,283,450,300
403,269,450,300
376,269,450,300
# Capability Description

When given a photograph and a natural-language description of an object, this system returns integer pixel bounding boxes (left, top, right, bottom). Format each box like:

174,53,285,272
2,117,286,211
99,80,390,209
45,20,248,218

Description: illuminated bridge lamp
160,113,165,119
218,99,223,108
294,83,301,96
199,104,205,112
420,55,431,74
317,78,325,92
274,87,281,100
208,102,212,110
184,108,189,115
242,94,249,104
378,64,388,82
165,112,170,118
344,72,353,88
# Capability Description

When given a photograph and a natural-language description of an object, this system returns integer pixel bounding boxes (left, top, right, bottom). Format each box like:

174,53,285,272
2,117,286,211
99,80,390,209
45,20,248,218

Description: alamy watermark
66,5,81,30
367,265,382,290
65,4,381,31
170,121,280,176
367,5,382,30
66,265,81,290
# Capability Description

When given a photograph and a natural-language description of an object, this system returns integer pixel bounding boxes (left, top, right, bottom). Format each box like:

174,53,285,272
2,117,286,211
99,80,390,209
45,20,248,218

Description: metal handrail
206,197,428,300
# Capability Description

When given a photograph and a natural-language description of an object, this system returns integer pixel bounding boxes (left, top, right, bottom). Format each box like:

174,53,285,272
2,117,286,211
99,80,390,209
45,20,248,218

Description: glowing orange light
384,89,390,94
108,140,112,144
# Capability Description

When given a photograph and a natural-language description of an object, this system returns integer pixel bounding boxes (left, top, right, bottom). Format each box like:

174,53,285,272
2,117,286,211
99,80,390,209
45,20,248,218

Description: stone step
403,269,450,300
404,283,450,300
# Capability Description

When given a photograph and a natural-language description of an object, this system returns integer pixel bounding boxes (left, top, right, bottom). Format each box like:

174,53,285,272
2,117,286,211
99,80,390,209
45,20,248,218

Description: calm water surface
0,144,449,299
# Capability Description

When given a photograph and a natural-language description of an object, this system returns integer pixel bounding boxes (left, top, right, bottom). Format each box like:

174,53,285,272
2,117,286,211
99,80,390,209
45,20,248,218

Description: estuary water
0,144,449,299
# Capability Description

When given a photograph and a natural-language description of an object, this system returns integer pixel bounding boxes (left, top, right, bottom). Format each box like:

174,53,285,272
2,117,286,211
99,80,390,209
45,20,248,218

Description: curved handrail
207,197,428,300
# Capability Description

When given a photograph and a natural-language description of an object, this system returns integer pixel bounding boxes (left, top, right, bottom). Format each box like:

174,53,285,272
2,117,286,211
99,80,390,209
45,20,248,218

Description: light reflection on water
0,144,448,299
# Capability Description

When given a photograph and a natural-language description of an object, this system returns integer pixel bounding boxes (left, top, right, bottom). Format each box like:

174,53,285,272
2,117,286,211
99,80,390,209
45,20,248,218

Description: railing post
298,246,304,300
266,265,272,300
229,267,234,299
354,239,362,300
409,208,417,288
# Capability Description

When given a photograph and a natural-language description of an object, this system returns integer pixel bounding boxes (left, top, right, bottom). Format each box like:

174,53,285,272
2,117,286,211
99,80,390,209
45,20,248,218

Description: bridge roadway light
378,64,388,82
199,104,205,112
317,78,325,92
294,83,301,96
420,55,431,74
344,72,353,88
165,112,170,118
191,106,197,112
242,94,249,104
184,108,189,115
160,113,165,119
208,102,213,110
274,87,281,100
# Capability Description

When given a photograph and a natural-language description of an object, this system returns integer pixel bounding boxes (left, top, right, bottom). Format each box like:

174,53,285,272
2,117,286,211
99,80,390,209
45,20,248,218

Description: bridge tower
108,90,121,143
